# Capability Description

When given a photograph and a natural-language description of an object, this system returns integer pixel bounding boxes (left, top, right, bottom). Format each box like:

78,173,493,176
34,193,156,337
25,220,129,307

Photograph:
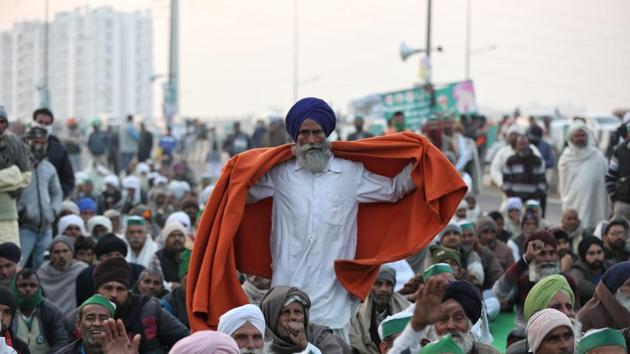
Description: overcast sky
2,0,629,119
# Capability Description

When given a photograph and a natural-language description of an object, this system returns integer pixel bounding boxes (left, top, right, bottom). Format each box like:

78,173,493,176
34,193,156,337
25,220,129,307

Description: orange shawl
187,132,467,330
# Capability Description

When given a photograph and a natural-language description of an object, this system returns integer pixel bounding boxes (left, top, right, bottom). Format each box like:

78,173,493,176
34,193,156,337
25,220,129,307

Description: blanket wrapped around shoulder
187,132,467,330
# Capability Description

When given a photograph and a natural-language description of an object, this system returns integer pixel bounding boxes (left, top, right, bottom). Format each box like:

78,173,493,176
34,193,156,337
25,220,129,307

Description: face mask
40,125,53,135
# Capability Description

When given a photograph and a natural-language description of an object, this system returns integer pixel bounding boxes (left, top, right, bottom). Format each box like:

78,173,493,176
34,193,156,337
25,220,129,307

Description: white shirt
248,156,415,329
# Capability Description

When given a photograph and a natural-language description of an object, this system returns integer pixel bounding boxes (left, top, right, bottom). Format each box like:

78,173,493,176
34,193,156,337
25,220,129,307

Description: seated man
0,242,20,287
475,217,514,271
388,278,499,354
439,223,484,286
507,274,579,354
36,235,88,313
133,269,168,298
578,261,630,331
570,236,607,305
65,257,189,353
75,233,145,305
577,328,627,354
57,294,117,354
11,268,71,353
149,221,187,287
0,286,29,354
350,266,410,354
526,308,574,354
218,304,266,354
377,311,412,354
57,214,87,238
458,220,504,289
492,231,569,334
161,249,191,329
260,286,350,354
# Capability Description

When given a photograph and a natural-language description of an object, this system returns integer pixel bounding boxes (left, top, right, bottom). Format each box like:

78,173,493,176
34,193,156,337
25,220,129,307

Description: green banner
381,80,478,130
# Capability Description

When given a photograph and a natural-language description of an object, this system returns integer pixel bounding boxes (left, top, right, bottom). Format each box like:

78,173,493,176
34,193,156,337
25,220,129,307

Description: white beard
528,261,560,283
615,289,630,312
292,141,332,173
428,324,474,354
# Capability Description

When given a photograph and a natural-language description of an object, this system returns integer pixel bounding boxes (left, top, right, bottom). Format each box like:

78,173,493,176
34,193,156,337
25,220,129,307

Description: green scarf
11,278,43,310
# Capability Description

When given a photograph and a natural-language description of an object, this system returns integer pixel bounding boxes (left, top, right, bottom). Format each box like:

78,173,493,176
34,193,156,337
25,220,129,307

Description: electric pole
165,0,179,127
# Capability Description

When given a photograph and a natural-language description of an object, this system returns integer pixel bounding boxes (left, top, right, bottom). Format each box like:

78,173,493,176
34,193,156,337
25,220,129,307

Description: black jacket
11,298,71,353
46,135,75,198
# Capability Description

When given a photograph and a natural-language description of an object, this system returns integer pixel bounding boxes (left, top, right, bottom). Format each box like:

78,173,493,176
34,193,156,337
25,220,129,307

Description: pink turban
169,330,239,354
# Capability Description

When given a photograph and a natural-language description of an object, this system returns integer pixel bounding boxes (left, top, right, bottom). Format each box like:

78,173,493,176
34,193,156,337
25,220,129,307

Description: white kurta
558,145,609,229
125,237,159,268
247,157,415,329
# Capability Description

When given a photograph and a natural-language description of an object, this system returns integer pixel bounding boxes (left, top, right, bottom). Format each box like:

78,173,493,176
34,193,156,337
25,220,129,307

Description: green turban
423,263,453,282
420,334,464,354
578,328,626,354
80,294,116,317
524,274,574,321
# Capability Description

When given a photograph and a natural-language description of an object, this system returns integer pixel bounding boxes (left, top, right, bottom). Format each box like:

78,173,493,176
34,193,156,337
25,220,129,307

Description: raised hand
411,276,449,331
99,318,141,354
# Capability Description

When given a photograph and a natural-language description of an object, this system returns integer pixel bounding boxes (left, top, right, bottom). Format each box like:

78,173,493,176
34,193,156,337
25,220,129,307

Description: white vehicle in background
583,113,620,151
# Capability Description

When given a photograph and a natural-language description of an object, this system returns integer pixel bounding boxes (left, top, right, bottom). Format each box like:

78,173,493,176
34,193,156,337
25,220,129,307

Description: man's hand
99,318,141,354
411,276,449,331
524,240,545,264
285,321,308,350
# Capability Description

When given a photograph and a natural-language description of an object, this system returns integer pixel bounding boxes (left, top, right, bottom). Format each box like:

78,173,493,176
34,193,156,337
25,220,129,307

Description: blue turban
285,97,336,141
602,261,630,294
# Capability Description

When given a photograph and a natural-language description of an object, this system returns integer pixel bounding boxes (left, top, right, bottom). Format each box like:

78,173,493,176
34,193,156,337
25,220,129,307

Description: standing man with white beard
246,98,416,338
558,124,608,229
493,231,568,335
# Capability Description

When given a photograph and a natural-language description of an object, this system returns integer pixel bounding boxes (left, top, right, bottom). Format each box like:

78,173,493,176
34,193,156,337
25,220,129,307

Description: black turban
443,280,482,323
94,233,128,258
578,236,604,262
0,242,21,263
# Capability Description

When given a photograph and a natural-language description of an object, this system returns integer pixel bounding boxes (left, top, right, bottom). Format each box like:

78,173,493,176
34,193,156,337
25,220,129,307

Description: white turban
59,200,80,216
122,175,142,205
218,304,266,337
103,174,120,189
168,180,191,200
87,216,113,235
527,308,573,353
506,124,525,136
135,162,150,175
165,211,191,234
158,221,187,247
58,214,87,236
154,175,168,186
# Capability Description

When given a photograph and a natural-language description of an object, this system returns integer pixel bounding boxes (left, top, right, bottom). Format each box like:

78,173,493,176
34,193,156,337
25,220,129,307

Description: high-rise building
0,6,153,124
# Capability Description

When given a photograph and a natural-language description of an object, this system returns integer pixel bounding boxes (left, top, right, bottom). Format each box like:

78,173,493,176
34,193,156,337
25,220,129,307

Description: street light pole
40,0,50,108
292,0,299,102
425,0,432,85
465,0,471,80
